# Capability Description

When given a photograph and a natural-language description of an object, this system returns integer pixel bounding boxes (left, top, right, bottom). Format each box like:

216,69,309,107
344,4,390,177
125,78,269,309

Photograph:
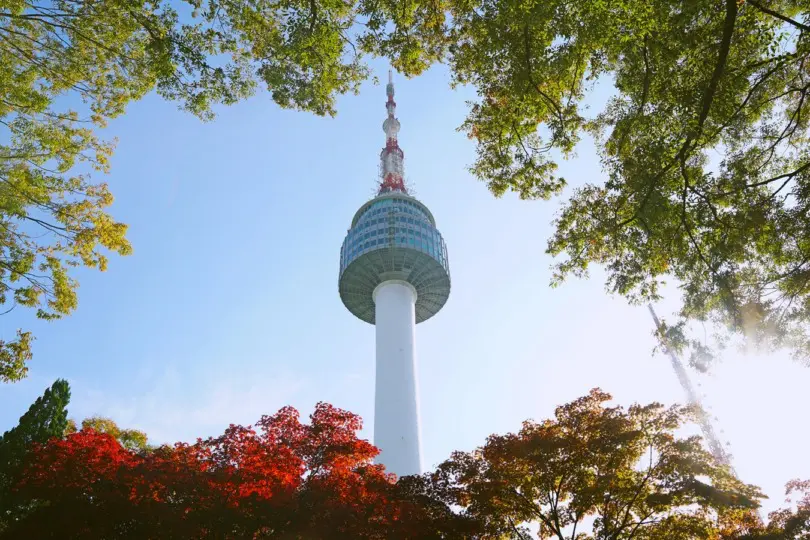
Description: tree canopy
3,402,455,539
755,479,810,538
3,391,809,538
439,0,810,367
5,0,810,379
420,389,765,539
0,0,394,381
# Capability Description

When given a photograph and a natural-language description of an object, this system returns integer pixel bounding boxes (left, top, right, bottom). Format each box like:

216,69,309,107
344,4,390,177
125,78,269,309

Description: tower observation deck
338,72,451,477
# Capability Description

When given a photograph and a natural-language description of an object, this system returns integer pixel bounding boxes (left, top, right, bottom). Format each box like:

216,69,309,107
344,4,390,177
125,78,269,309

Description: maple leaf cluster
2,402,452,539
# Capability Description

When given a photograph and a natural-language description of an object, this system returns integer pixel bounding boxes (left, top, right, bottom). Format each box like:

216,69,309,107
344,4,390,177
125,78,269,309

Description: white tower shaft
373,281,421,476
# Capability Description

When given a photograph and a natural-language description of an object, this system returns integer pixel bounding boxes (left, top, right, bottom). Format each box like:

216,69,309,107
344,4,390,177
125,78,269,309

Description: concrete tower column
372,280,421,476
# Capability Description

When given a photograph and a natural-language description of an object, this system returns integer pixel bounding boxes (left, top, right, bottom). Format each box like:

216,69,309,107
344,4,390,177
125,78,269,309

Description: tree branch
747,0,810,32
507,516,529,540
690,0,739,147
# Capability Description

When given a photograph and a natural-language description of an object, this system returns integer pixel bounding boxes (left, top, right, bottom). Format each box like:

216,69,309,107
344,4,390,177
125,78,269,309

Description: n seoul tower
338,72,451,477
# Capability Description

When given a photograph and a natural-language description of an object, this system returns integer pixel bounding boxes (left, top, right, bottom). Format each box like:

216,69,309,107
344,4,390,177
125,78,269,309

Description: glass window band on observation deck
338,193,451,324
339,197,449,276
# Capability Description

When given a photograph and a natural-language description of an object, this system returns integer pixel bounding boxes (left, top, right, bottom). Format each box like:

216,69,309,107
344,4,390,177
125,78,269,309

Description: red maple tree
5,403,448,539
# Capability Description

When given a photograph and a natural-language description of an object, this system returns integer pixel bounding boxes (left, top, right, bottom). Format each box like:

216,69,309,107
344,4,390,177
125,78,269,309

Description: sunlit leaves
760,479,810,538
358,0,448,77
424,388,764,539
0,0,376,381
76,416,150,453
0,331,31,383
443,0,810,366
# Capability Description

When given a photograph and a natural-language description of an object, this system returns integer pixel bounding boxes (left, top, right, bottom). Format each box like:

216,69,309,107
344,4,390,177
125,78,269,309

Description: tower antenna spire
379,70,406,194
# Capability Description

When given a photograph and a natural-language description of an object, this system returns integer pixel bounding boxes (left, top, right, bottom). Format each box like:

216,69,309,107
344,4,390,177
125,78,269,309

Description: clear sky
2,59,808,514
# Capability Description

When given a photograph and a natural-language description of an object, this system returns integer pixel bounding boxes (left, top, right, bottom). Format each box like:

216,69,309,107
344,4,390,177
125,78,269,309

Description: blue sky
2,60,808,513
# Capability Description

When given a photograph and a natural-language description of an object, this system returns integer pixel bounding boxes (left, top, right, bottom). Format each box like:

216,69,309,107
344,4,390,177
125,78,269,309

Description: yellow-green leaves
78,416,150,452
447,0,601,201
359,0,449,77
0,0,383,381
443,0,810,367
0,331,32,383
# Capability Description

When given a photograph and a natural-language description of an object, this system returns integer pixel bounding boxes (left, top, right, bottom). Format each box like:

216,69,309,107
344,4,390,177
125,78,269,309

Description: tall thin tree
0,378,71,529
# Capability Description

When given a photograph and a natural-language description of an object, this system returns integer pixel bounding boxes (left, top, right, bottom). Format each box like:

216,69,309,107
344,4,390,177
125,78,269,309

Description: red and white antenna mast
378,70,407,195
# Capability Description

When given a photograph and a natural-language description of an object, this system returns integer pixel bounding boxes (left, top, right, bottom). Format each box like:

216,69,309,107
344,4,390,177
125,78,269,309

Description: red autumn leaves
7,403,420,539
